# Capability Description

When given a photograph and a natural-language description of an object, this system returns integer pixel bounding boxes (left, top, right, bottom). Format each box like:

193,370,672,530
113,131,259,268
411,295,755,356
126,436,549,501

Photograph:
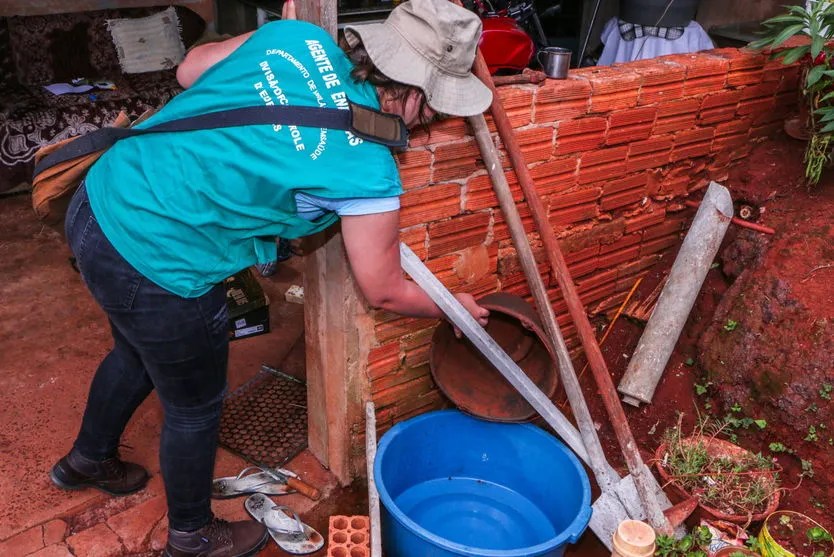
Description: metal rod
578,0,603,66
365,402,382,557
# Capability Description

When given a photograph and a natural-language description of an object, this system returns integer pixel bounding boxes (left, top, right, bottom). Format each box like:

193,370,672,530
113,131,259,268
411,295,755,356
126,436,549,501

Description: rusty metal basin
429,292,559,423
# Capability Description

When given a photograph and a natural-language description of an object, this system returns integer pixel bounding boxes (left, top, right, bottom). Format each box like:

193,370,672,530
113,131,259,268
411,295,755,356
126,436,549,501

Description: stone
149,515,169,552
106,495,167,553
29,544,74,557
66,523,123,557
42,520,68,546
284,285,304,304
0,525,44,556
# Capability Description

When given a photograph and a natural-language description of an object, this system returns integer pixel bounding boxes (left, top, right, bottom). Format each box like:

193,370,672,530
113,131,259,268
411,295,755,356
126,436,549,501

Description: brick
464,171,522,211
567,257,599,279
107,495,168,553
493,202,536,243
600,232,641,254
660,52,729,79
0,525,44,556
618,254,662,280
715,118,752,137
552,187,602,209
698,90,742,124
626,136,674,172
374,314,437,344
684,74,729,97
427,213,490,258
551,203,598,227
578,280,617,306
712,133,748,154
535,77,591,122
563,244,599,265
408,118,468,148
432,139,483,181
654,98,700,134
740,81,780,101
710,48,768,87
372,363,430,393
399,183,461,228
397,149,432,190
572,67,641,112
608,107,657,129
328,516,370,557
777,65,801,92
617,59,687,103
578,146,628,185
738,97,776,124
607,107,658,146
555,117,607,154
625,208,666,233
597,245,640,270
577,268,618,294
672,127,715,161
43,520,68,547
601,187,646,212
644,218,685,240
401,226,427,259
641,233,680,256
66,523,124,557
373,374,434,409
368,342,401,380
601,172,649,195
505,125,555,164
528,156,579,195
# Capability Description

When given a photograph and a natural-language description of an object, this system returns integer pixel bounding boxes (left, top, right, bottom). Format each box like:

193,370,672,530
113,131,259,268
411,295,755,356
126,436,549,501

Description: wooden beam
297,0,360,485
296,0,338,38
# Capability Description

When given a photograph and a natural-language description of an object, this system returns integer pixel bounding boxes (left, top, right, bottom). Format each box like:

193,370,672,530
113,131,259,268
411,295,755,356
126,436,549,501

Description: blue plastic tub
374,410,592,557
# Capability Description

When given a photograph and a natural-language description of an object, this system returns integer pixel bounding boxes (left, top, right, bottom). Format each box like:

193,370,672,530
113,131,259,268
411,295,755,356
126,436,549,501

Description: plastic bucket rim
759,510,834,557
374,409,593,557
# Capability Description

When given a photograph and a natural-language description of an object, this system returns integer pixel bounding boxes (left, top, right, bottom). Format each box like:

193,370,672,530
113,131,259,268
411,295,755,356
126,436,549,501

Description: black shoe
165,517,268,557
50,449,149,496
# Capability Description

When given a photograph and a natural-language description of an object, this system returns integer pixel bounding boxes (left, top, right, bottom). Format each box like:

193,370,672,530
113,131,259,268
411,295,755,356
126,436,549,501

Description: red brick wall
366,47,799,439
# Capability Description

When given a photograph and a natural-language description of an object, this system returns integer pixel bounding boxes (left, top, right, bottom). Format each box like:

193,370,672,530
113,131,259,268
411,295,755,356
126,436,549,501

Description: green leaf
807,64,827,88
763,14,806,26
812,35,825,58
818,120,834,134
771,24,807,48
685,357,695,366
818,110,834,122
781,45,811,64
755,419,768,429
819,90,834,103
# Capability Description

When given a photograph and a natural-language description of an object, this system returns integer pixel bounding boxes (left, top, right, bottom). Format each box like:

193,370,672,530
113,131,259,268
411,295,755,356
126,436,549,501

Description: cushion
107,7,185,74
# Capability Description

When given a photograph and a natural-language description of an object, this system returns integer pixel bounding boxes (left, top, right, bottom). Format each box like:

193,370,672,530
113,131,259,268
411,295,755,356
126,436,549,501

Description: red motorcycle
466,0,551,74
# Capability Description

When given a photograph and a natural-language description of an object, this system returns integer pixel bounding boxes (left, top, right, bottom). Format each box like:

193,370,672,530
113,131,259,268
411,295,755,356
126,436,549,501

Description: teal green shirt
85,21,402,297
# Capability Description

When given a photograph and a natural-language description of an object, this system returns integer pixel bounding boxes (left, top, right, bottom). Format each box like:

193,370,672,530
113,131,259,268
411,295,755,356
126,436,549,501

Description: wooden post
296,0,362,485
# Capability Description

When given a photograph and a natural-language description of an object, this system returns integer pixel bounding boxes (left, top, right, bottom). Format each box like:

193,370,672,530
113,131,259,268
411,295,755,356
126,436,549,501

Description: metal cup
537,47,572,79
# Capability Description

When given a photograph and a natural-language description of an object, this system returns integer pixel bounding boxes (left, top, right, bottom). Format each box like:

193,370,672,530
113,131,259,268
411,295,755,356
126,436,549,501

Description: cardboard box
230,304,270,340
225,268,270,341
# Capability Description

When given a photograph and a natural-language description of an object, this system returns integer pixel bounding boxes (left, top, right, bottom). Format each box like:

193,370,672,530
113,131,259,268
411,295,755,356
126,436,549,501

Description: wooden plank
0,0,214,21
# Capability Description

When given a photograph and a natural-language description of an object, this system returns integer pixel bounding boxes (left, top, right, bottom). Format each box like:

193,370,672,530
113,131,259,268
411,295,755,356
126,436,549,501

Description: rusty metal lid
429,292,559,423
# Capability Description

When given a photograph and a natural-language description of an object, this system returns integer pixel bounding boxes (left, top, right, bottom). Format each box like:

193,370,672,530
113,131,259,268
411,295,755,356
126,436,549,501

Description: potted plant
751,0,834,184
655,416,781,525
758,510,834,557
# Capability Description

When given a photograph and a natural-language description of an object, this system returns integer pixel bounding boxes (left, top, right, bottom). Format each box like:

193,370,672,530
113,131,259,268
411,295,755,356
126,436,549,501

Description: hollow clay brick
600,233,641,255
601,172,649,195
550,203,598,227
465,172,523,212
607,106,657,145
400,226,427,259
328,516,371,557
427,213,491,259
397,149,433,191
399,183,461,229
367,342,401,381
373,375,434,409
715,118,752,138
625,209,666,234
372,363,431,394
607,123,653,146
577,268,618,294
601,187,646,212
640,234,681,257
408,118,468,148
528,156,579,195
552,187,602,209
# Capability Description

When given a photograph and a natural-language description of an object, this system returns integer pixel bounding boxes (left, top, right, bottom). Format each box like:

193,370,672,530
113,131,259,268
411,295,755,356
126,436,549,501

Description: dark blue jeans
65,184,229,531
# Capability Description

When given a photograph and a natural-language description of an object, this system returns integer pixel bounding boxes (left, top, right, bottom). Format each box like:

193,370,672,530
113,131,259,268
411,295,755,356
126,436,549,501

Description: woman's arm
341,210,489,324
176,31,255,89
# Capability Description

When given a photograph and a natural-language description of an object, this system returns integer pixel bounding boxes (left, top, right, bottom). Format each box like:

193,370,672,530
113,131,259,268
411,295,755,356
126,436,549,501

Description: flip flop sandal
212,466,294,499
244,493,324,555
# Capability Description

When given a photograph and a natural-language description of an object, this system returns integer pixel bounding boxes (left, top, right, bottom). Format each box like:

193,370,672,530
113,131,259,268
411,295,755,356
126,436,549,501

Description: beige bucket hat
344,0,493,117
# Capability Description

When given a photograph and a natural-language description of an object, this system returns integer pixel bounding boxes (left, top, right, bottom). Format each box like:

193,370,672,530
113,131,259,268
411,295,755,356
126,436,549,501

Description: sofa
0,5,206,192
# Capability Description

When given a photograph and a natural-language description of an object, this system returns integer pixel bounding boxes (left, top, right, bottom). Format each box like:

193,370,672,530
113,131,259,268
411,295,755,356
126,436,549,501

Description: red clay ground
2,133,832,556
0,205,344,556
569,133,834,556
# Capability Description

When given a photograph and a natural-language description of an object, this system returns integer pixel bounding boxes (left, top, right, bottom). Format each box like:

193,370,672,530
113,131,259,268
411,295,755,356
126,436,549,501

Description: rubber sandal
244,493,324,555
212,466,294,499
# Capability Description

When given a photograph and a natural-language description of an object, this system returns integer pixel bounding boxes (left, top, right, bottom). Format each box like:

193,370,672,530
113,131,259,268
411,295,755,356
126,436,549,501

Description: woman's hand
452,293,489,338
282,0,297,20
